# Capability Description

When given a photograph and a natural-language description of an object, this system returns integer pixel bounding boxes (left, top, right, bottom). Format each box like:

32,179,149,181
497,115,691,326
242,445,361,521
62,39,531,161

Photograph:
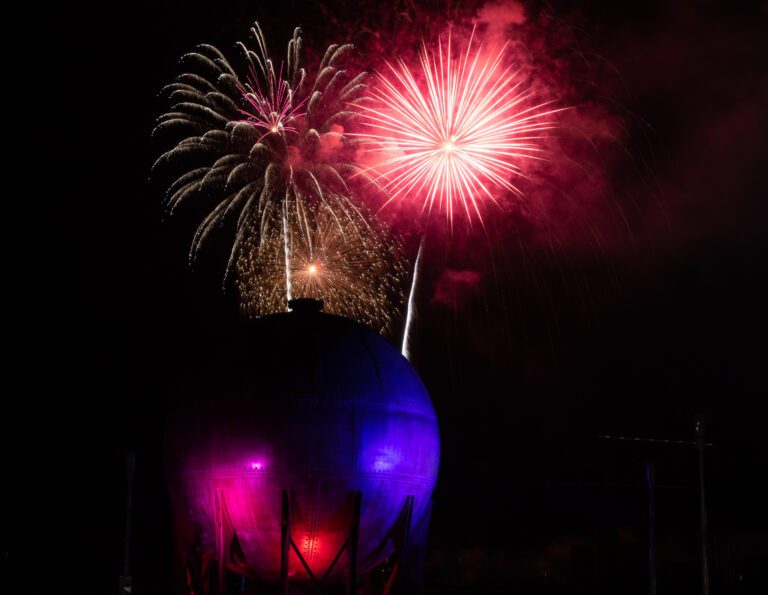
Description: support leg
215,491,226,595
396,496,414,595
281,490,290,595
348,491,362,595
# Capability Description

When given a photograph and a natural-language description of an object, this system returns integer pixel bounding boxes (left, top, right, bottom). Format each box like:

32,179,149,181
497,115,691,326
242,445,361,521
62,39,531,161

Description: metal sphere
166,302,440,584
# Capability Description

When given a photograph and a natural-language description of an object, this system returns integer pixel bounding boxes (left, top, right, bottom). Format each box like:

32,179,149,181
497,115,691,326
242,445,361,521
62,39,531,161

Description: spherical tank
165,301,440,584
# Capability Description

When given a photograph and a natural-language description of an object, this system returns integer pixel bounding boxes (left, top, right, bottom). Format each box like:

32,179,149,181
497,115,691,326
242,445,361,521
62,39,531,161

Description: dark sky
13,1,767,594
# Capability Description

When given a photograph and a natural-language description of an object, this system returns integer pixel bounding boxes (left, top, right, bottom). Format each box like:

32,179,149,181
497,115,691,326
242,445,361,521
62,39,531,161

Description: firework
152,23,372,276
401,237,423,360
236,202,407,334
237,63,307,143
359,29,562,224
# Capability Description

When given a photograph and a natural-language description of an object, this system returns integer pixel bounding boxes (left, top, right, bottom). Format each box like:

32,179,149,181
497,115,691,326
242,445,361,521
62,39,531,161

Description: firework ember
360,29,563,224
236,202,407,333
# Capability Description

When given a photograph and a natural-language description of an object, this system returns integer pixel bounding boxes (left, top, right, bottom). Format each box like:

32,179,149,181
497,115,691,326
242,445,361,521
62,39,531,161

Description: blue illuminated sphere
166,302,440,583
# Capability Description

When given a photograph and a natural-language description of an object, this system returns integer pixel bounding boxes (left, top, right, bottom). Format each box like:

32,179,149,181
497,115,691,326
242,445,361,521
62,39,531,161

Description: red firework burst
360,29,563,224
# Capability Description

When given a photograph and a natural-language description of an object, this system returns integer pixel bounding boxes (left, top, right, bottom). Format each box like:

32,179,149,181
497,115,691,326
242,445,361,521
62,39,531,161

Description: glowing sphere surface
166,304,440,584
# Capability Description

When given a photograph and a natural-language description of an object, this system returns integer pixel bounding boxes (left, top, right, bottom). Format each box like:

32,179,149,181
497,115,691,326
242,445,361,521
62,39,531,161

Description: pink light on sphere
360,28,563,225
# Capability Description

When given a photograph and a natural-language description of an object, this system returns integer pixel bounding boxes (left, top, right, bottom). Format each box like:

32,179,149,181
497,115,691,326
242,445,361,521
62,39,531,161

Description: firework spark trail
359,28,565,225
401,237,424,360
237,202,407,333
282,206,292,304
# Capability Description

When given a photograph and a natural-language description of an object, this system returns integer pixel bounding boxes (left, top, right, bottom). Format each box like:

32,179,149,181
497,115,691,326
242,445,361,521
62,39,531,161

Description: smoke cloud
431,268,482,308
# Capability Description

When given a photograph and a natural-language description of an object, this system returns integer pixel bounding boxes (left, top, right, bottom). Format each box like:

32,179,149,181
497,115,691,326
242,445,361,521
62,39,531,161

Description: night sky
13,1,768,593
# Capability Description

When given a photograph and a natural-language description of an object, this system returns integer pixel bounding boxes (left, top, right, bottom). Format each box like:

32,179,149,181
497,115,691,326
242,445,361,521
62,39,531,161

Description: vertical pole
123,451,135,575
646,463,657,595
397,496,415,595
119,452,135,595
281,489,290,595
695,415,710,595
348,491,362,595
215,491,226,595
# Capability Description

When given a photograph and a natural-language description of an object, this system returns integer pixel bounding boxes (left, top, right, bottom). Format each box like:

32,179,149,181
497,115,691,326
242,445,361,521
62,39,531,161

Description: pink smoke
474,0,527,47
431,268,482,308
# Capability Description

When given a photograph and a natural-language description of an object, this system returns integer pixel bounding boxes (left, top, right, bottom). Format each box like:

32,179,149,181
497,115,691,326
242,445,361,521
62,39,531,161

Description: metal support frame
695,415,710,595
396,496,414,595
192,490,418,594
379,495,415,595
600,420,715,595
215,490,226,595
281,490,290,595
348,491,362,595
382,562,398,595
118,452,135,595
646,463,657,595
183,532,212,595
280,489,363,594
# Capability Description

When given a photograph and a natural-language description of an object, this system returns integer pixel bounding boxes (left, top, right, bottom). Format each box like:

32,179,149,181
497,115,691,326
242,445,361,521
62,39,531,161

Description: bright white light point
308,264,317,274
250,462,262,470
271,126,278,133
442,141,455,153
